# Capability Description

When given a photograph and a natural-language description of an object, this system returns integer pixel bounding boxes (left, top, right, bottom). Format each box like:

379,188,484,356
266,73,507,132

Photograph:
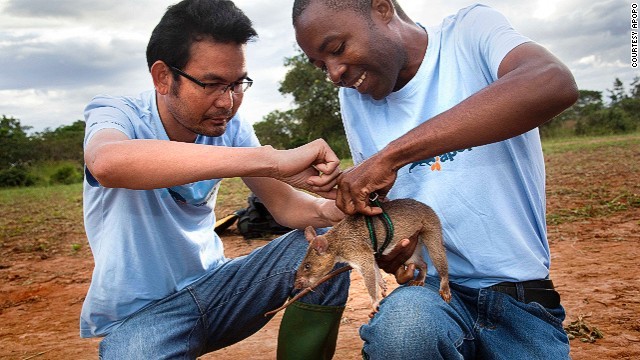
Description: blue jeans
98,229,349,359
361,277,570,359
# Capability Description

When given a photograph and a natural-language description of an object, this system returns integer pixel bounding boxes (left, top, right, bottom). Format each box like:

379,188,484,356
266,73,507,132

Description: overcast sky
0,0,637,133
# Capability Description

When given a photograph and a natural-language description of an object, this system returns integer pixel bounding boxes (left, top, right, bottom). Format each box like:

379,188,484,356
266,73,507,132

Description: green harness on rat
364,193,394,258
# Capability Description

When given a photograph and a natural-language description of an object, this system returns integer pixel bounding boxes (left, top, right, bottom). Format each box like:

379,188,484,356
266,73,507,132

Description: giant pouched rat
296,198,451,312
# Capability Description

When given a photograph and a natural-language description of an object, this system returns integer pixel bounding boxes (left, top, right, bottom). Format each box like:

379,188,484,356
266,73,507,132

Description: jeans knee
360,286,460,358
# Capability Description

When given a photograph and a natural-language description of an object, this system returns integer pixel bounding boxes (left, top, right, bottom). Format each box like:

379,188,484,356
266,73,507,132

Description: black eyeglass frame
169,65,253,95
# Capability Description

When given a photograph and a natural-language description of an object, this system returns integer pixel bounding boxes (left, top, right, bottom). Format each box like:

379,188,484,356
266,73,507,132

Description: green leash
364,193,394,258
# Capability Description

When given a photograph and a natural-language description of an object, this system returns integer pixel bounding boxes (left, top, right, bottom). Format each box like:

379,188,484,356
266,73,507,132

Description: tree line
540,78,640,138
1,52,638,187
0,118,85,187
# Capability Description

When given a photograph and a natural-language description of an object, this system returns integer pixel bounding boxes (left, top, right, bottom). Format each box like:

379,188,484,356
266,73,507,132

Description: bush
0,165,39,187
50,164,83,185
575,108,637,136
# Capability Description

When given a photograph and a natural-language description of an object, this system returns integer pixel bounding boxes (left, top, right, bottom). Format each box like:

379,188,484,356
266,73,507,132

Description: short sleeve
454,4,531,80
230,113,261,148
83,95,136,146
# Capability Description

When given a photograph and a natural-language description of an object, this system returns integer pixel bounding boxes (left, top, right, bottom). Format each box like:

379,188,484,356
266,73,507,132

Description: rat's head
294,226,337,289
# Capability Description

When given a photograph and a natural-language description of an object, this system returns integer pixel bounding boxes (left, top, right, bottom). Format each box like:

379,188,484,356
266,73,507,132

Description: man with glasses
293,0,578,359
81,0,350,358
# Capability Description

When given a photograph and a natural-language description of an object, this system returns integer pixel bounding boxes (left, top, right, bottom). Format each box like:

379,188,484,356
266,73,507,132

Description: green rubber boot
277,301,345,360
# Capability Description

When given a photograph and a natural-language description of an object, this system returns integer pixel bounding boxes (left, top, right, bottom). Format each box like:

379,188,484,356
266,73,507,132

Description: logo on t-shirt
165,179,220,207
409,148,473,173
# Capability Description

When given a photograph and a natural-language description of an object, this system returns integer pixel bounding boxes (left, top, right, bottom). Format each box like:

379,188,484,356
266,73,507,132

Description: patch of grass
216,177,251,216
541,132,640,155
565,315,604,343
339,158,354,169
547,190,640,225
29,160,84,186
0,184,84,254
544,133,639,226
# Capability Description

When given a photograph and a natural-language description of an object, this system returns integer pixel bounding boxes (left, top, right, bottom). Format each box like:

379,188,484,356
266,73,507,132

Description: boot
277,301,345,360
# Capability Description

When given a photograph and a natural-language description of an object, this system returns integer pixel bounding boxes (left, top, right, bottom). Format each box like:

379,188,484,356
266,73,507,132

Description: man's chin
195,124,227,138
364,81,394,100
370,90,391,101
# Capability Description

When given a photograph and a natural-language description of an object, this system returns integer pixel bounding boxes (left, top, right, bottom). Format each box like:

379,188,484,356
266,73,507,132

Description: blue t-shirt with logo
80,90,260,337
339,4,550,288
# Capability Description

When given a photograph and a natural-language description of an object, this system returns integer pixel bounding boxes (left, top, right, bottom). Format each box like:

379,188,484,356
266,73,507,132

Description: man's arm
242,176,344,229
84,128,340,196
335,42,579,215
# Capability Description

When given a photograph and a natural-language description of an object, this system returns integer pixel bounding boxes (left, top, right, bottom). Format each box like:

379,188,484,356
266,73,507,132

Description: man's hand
275,139,341,198
376,232,420,284
318,199,346,225
335,155,398,216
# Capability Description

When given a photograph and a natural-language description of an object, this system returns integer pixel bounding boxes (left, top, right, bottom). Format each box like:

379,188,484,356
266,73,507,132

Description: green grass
546,191,640,226
216,177,251,215
28,161,81,182
541,131,640,154
543,132,640,225
0,183,84,255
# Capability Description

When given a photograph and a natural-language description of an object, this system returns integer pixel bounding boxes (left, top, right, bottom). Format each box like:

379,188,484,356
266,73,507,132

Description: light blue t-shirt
340,4,550,288
80,90,260,337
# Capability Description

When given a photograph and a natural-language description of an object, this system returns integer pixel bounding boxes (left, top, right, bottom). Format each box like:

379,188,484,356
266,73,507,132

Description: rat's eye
304,263,311,270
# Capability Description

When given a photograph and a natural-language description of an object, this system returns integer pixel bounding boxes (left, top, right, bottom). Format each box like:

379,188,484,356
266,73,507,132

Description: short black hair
146,0,258,71
292,0,409,25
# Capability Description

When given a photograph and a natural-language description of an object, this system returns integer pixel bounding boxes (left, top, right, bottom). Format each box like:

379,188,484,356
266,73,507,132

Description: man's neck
395,22,429,91
156,92,198,143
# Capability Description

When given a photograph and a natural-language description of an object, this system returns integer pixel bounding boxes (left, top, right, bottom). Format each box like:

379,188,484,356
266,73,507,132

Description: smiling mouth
353,72,367,89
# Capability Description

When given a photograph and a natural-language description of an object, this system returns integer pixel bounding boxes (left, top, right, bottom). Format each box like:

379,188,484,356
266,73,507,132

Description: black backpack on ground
234,193,292,239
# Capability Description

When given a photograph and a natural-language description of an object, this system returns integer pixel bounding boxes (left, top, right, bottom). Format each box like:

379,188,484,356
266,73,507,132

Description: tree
33,120,85,165
253,110,304,149
630,76,640,99
541,90,604,137
574,90,604,115
575,107,636,135
0,115,33,169
612,77,640,126
607,78,627,104
254,50,349,158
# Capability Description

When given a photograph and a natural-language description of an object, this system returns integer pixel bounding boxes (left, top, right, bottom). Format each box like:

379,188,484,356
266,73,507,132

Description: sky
0,0,637,133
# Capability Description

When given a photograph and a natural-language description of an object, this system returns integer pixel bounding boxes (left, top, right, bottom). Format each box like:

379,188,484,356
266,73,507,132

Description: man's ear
370,0,394,23
150,61,173,95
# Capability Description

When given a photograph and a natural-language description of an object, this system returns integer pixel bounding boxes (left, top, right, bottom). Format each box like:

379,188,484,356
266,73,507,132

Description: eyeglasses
169,65,253,96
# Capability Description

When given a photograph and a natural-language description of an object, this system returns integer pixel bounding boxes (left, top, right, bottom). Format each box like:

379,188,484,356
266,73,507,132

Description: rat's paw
407,279,425,286
379,279,388,297
439,288,452,303
368,303,380,319
439,279,452,302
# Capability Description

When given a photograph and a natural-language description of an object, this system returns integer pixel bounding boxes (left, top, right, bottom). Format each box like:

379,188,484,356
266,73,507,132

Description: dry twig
264,265,352,317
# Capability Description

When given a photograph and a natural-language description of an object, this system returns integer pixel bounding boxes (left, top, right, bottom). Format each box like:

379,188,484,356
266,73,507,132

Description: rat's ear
312,236,328,255
304,226,317,243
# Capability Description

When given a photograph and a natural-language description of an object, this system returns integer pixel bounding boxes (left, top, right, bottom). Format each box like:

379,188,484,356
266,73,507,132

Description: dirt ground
1,140,639,359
